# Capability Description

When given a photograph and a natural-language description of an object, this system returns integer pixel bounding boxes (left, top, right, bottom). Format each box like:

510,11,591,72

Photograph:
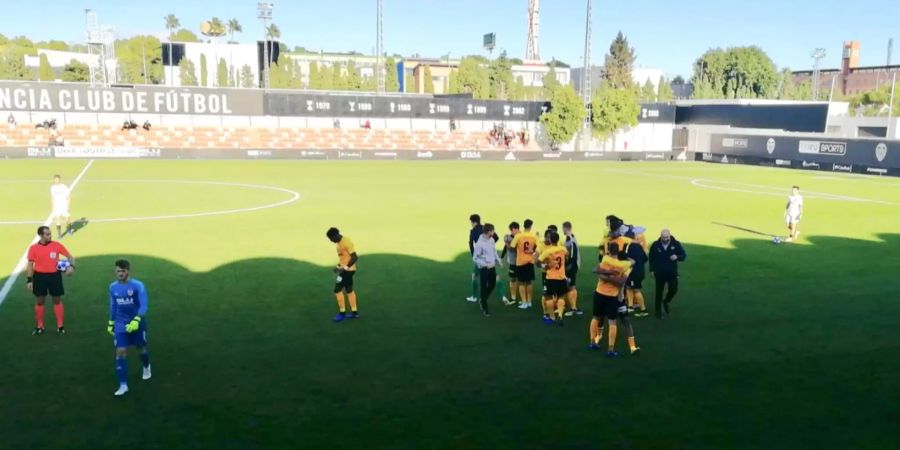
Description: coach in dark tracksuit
467,214,484,302
649,229,686,318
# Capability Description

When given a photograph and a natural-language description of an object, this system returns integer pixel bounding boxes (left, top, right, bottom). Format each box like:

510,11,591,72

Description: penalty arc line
0,159,95,307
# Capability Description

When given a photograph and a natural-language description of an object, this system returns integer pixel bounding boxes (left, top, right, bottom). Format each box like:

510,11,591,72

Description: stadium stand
1,124,543,151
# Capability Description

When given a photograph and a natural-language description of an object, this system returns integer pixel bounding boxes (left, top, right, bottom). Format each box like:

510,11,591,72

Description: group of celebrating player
467,213,678,358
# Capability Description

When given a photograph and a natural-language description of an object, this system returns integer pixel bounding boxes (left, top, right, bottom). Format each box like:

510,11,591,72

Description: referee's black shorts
33,271,64,297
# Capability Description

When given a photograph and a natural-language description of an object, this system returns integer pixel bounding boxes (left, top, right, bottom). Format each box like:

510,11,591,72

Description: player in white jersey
50,175,72,238
784,185,803,242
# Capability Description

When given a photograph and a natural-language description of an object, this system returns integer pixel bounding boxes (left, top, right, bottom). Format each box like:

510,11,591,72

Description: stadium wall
693,132,900,176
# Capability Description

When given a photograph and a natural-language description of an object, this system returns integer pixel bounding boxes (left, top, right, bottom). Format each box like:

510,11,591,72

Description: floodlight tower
84,9,116,87
376,0,385,94
580,0,593,149
811,48,826,101
526,0,540,61
257,2,274,90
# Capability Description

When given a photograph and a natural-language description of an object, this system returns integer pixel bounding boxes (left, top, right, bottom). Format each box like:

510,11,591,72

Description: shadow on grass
0,233,898,450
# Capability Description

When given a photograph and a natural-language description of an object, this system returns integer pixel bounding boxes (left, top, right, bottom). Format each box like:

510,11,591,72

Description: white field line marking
0,160,94,306
0,180,301,225
690,178,900,206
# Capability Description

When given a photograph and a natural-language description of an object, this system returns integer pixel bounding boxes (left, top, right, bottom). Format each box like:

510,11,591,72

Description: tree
228,65,236,88
266,24,281,40
488,51,514,99
591,82,640,139
116,36,163,84
37,40,69,51
318,64,334,90
0,54,31,80
331,64,346,90
423,65,435,94
672,75,685,85
691,46,778,99
209,17,226,36
447,69,460,94
38,54,54,81
239,64,254,88
179,57,198,86
605,31,636,89
199,54,208,87
777,68,797,99
509,76,526,101
170,29,199,43
227,19,242,43
61,59,89,82
308,62,320,89
657,76,674,101
384,57,399,92
640,79,656,102
456,57,490,99
542,65,561,95
540,84,586,146
217,58,228,87
164,15,181,39
345,60,362,90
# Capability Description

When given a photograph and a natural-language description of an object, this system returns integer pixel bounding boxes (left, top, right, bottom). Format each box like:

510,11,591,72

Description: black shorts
567,267,578,287
627,274,644,290
507,267,517,281
33,271,64,297
515,263,535,283
592,292,621,320
543,279,568,298
334,270,355,292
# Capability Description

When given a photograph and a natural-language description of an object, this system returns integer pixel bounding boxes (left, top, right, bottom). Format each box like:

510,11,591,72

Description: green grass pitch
0,160,898,449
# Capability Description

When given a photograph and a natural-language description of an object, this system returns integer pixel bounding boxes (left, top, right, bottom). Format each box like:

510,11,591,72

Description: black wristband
26,277,33,283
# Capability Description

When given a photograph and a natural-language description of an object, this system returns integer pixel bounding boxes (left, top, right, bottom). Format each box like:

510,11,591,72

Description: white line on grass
690,178,900,206
0,180,301,225
0,160,94,306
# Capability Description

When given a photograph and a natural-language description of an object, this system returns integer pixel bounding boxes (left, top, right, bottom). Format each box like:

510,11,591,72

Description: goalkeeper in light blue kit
107,259,151,396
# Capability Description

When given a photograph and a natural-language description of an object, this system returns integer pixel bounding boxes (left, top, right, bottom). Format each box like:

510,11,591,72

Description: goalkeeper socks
335,293,346,313
53,303,64,328
607,322,618,351
347,292,358,312
116,356,128,385
140,351,151,368
34,304,45,328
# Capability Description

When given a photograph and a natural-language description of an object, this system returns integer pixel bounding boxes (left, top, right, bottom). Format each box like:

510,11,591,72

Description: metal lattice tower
811,48,826,101
376,0,385,94
84,9,116,87
526,0,540,61
579,0,593,148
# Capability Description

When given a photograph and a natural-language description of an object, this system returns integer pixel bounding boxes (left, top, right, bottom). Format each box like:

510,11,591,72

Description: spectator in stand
363,120,371,130
333,118,342,129
143,121,152,131
7,113,16,129
449,118,457,132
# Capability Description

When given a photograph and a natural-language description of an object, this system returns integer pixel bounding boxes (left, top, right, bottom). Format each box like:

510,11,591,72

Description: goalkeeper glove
107,320,114,335
125,316,141,333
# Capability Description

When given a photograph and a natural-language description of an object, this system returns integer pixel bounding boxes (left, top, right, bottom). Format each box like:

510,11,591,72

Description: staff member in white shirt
473,223,503,317
785,185,804,243
50,174,72,238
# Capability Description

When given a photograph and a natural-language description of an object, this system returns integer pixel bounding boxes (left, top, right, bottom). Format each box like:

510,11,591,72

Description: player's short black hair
483,223,495,233
607,242,620,255
469,214,481,224
792,185,800,190
549,231,560,244
524,219,533,229
562,221,572,230
326,227,340,238
509,221,520,230
37,226,50,236
53,174,61,179
115,259,131,270
606,215,623,231
548,224,558,232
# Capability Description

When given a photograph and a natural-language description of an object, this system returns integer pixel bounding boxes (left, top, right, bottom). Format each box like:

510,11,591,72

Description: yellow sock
335,293,346,313
555,298,565,319
607,322,618,351
627,336,637,351
348,292,358,312
626,289,635,308
634,291,646,310
590,318,600,344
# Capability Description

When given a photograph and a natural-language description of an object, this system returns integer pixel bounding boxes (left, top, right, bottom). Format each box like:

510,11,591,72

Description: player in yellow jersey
590,242,640,357
510,219,538,309
536,225,557,321
538,231,568,326
327,227,359,323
